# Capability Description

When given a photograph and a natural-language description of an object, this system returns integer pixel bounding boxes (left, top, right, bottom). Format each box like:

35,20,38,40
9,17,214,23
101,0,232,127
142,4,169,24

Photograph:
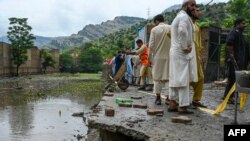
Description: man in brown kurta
149,14,171,105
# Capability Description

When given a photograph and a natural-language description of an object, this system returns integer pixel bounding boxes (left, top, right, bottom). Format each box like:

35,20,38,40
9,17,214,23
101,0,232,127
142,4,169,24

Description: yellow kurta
190,22,204,102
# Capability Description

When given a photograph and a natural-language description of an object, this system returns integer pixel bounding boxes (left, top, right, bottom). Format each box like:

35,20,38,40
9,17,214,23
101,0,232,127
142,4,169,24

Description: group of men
149,0,205,114
150,0,204,114
123,0,205,114
124,0,249,114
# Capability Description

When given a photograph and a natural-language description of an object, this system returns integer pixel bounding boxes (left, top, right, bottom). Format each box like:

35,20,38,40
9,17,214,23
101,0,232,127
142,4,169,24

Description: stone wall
0,42,59,76
0,42,12,75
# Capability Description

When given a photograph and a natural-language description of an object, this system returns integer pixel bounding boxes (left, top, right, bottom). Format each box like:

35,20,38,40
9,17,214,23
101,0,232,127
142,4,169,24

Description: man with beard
148,14,171,105
168,0,197,114
190,6,207,108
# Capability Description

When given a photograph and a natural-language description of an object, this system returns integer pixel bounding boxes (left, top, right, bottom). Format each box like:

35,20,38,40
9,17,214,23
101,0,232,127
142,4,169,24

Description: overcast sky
0,0,229,37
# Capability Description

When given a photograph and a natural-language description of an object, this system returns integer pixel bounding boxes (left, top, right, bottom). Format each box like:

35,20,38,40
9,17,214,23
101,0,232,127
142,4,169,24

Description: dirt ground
87,84,250,141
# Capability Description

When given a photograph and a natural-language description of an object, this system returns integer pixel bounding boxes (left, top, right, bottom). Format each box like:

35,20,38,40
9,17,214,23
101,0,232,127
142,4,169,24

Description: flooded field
0,74,104,141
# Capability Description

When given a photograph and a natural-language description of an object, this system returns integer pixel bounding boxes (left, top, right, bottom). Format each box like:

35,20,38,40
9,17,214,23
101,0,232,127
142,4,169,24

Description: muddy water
0,78,103,141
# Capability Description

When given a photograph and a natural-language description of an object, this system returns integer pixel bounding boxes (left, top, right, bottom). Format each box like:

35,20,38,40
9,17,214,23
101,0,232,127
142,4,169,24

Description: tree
78,48,103,73
199,18,215,27
59,53,73,72
7,18,35,76
84,42,93,50
221,16,234,28
40,49,56,73
223,0,250,39
227,0,250,19
222,0,250,28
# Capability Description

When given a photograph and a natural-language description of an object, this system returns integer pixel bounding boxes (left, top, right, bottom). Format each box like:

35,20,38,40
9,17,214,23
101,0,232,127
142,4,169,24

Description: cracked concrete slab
88,84,250,141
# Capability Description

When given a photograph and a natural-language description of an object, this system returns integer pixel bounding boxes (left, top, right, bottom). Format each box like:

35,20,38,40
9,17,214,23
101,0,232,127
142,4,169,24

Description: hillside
43,16,145,49
78,16,144,40
162,4,181,13
162,2,228,25
1,35,66,48
2,16,145,49
34,36,67,47
81,2,229,59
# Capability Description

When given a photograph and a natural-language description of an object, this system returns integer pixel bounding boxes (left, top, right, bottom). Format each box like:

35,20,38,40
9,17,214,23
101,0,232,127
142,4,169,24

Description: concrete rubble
88,84,250,141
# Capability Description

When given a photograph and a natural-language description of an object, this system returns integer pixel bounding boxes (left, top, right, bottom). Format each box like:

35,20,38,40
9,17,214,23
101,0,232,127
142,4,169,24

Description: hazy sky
0,0,229,37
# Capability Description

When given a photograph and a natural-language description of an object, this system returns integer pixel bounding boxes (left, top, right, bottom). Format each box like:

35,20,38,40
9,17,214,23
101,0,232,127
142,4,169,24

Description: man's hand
229,54,239,70
183,45,192,53
121,50,128,54
123,50,135,55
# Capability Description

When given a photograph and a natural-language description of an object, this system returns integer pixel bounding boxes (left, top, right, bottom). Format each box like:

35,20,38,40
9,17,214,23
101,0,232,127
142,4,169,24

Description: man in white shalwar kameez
149,14,171,105
168,0,198,114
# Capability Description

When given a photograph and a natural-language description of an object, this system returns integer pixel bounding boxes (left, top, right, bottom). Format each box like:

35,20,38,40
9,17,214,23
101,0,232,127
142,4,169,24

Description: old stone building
0,42,59,76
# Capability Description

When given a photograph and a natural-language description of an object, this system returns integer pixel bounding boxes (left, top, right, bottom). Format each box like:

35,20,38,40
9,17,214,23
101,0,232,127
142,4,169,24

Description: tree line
7,0,249,74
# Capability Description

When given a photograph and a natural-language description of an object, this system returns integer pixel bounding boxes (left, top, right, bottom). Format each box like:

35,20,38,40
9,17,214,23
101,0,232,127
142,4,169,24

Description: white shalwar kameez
169,10,198,107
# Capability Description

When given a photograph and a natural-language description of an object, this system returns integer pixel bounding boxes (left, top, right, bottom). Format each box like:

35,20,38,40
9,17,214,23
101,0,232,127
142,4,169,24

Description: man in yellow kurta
190,6,206,108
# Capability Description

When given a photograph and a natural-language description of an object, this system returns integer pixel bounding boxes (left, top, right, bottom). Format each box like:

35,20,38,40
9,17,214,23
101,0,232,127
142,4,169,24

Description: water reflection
9,104,34,140
0,79,103,141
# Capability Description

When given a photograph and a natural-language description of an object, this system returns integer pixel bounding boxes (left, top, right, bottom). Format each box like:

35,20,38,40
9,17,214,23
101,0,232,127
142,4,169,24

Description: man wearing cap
148,14,171,105
168,0,197,114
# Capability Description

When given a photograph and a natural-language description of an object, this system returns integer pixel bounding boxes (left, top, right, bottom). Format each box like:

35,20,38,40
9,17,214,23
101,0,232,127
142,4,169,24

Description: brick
171,116,192,124
156,113,164,117
105,108,115,117
72,112,83,117
118,103,132,107
147,108,164,115
103,93,114,97
133,103,147,109
130,96,142,100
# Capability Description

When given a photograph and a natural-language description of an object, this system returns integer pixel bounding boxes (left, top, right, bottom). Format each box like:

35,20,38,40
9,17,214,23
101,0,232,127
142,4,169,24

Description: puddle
0,78,103,141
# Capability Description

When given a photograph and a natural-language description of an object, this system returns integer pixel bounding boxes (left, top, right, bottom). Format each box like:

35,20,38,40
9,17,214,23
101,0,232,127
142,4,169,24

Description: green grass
0,73,104,106
42,73,102,79
0,80,104,107
48,81,104,97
